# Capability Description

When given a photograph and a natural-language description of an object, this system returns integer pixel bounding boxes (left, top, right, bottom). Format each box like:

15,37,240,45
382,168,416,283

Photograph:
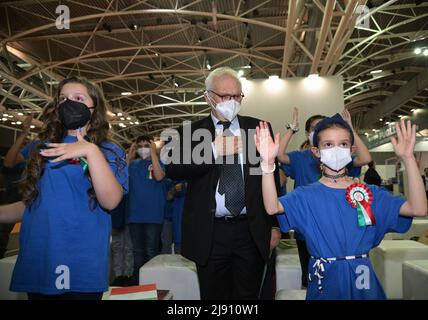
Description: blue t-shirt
10,136,128,294
281,150,361,188
277,182,412,300
126,159,167,224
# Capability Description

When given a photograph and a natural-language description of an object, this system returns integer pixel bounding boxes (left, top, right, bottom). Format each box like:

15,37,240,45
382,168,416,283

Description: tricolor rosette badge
147,164,153,180
346,183,376,227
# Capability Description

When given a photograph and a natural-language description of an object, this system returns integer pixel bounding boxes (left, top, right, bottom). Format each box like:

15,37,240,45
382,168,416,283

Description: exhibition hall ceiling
0,0,427,144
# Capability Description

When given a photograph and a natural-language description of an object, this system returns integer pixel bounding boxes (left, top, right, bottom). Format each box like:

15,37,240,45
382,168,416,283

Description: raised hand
127,142,137,160
340,108,353,129
21,114,33,133
254,121,279,165
41,130,95,163
291,107,299,128
391,119,416,161
150,140,158,155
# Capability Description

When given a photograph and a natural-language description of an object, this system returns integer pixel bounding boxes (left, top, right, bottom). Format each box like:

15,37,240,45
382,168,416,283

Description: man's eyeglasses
206,90,245,102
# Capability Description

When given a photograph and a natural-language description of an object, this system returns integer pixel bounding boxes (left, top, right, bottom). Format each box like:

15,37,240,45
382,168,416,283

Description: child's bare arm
278,107,298,164
0,201,25,224
255,121,285,215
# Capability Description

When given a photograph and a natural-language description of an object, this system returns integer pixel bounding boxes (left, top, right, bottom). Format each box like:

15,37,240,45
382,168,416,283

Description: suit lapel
199,114,216,138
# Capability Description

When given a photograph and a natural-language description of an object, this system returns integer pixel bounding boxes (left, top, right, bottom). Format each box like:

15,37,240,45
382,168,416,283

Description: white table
402,259,428,300
385,219,428,240
275,289,306,300
275,245,302,292
370,240,428,299
139,254,200,300
0,255,27,300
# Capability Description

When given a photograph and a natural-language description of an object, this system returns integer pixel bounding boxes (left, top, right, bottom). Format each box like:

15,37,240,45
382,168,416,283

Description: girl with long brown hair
0,77,128,300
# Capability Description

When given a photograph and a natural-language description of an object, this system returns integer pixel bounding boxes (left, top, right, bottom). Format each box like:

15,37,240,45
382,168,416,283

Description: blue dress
11,136,128,294
277,182,412,300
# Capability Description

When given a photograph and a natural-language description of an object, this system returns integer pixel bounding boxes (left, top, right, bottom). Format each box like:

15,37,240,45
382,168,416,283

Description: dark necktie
217,121,245,216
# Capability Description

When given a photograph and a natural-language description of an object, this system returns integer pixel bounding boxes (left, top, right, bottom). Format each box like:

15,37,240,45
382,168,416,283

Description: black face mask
58,99,93,130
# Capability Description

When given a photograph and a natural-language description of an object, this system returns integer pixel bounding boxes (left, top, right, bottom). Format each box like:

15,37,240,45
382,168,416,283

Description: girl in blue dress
255,116,427,299
0,77,128,300
277,109,371,289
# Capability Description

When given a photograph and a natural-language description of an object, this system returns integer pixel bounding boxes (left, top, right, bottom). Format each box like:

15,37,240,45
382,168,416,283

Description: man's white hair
205,67,241,91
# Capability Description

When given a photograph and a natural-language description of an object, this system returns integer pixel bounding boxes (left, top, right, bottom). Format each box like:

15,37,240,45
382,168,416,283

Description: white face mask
214,99,241,122
320,147,352,172
137,147,151,159
308,131,315,146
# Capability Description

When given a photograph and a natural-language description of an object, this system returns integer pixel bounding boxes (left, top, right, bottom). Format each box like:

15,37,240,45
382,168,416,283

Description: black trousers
196,219,265,300
259,249,276,300
296,238,310,288
27,292,103,300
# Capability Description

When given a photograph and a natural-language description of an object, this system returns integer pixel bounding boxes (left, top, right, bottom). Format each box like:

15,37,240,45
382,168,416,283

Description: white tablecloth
275,289,306,300
370,240,428,299
275,248,302,292
402,259,428,300
0,255,27,300
139,254,200,300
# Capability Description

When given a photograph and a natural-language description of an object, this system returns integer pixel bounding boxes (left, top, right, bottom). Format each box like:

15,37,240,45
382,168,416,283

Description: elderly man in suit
165,67,280,300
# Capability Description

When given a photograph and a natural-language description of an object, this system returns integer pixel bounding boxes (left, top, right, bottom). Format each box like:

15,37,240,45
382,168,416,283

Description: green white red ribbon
79,157,88,173
346,183,376,227
147,164,153,179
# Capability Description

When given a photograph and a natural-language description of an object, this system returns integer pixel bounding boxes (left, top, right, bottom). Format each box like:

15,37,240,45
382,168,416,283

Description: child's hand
291,107,299,129
340,108,354,129
127,143,137,160
150,140,157,155
175,183,183,193
391,119,416,161
21,114,33,133
41,130,95,163
254,121,279,165
270,228,282,252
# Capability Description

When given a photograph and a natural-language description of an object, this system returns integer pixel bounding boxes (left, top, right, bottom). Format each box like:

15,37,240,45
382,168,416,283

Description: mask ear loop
318,162,324,180
205,91,217,109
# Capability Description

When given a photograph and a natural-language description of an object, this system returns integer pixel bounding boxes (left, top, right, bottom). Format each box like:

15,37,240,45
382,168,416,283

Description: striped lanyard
309,253,369,292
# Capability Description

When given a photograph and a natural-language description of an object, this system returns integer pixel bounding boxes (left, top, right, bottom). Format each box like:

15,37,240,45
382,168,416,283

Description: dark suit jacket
165,114,280,265
363,168,382,186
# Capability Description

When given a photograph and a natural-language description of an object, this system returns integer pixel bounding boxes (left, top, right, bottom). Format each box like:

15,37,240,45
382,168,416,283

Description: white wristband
261,162,276,175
